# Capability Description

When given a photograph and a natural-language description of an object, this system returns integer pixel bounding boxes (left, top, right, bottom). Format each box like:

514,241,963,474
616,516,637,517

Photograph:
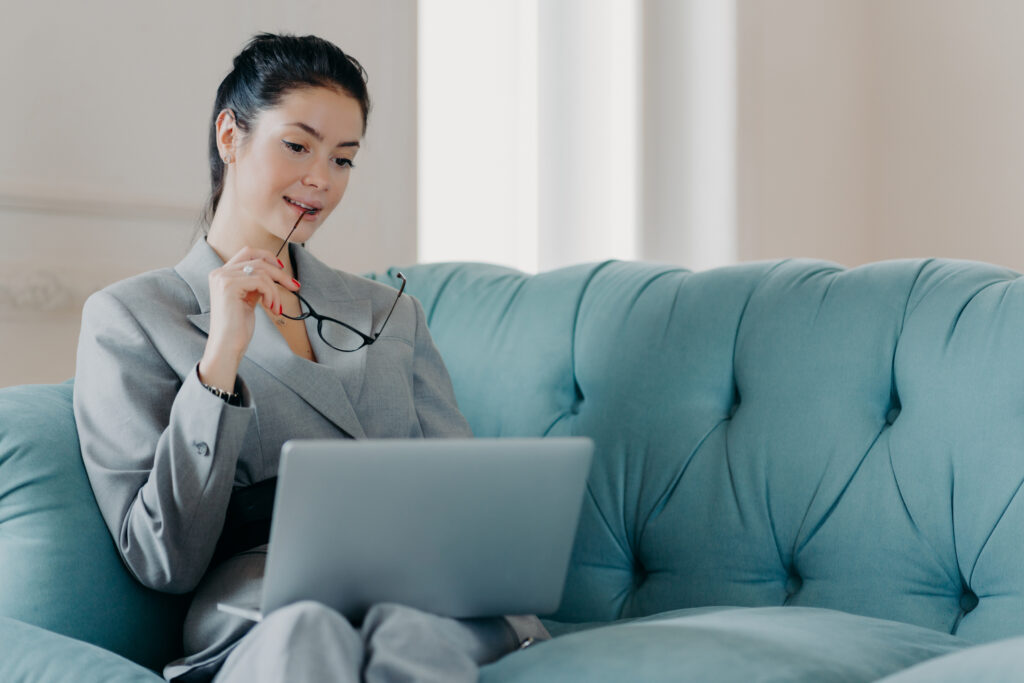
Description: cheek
238,158,281,197
247,147,289,186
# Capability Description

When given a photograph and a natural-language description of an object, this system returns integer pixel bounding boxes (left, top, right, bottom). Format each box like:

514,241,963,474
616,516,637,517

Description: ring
242,264,254,276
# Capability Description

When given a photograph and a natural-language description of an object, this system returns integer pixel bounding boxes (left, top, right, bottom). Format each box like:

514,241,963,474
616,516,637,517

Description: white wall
737,0,874,266
869,0,1024,267
0,0,417,386
737,0,1024,271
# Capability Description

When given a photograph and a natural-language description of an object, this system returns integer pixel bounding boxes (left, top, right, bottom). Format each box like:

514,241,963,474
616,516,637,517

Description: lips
284,196,321,213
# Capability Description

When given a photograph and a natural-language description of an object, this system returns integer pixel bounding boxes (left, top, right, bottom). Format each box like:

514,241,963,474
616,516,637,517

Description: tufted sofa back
376,258,1024,644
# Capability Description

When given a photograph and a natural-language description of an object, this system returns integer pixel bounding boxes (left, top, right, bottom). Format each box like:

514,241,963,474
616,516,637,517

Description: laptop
217,437,593,623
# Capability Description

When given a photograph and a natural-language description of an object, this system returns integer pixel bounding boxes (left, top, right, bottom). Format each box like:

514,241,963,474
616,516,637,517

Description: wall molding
0,187,199,221
0,270,80,313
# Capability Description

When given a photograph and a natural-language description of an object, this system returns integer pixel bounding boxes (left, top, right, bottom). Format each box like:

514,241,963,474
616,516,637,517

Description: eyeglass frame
278,272,406,352
274,208,406,352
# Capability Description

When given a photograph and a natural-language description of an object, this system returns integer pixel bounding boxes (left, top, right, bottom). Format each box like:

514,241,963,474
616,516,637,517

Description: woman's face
224,86,364,246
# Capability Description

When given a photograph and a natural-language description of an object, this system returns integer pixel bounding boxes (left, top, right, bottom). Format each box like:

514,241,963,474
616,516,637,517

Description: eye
282,140,306,154
334,158,356,169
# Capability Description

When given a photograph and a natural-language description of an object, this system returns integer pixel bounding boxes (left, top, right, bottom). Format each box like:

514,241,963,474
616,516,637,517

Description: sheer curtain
418,0,737,273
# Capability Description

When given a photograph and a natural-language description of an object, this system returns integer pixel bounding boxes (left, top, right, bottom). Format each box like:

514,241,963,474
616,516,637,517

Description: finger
247,275,281,315
250,281,282,316
222,268,281,314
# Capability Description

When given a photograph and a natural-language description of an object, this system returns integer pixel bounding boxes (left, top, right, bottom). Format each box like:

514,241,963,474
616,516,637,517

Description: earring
223,155,232,164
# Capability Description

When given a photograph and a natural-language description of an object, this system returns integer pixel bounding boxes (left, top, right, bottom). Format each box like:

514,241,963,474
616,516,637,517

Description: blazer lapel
175,239,369,440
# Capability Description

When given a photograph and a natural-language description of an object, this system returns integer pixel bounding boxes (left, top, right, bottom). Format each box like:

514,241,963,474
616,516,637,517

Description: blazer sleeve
73,289,254,593
409,295,474,438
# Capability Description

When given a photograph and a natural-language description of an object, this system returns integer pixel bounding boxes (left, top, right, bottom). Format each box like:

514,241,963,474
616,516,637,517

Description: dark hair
201,33,371,227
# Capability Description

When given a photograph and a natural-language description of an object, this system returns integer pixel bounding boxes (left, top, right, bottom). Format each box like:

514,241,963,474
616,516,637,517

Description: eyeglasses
274,210,406,352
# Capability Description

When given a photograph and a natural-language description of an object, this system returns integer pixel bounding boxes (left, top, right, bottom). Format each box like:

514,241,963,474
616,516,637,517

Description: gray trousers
165,550,544,682
213,601,518,682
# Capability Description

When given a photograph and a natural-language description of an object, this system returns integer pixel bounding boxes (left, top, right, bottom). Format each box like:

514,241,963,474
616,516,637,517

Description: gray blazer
74,238,477,677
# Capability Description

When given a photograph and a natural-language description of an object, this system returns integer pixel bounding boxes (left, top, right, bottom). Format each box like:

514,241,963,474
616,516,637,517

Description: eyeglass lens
316,319,368,352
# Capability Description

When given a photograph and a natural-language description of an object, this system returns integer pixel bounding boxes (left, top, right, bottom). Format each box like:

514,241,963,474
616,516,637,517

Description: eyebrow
285,122,360,148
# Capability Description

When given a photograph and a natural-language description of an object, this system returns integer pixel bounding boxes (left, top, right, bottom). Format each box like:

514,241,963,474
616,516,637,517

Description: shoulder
336,269,417,309
83,267,197,326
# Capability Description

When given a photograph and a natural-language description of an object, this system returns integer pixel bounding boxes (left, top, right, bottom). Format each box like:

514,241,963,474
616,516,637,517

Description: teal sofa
3,258,1024,681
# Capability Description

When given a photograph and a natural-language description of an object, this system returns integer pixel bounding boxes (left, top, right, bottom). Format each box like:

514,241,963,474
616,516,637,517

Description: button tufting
569,381,584,415
959,590,979,613
633,560,648,588
728,387,741,419
785,574,803,596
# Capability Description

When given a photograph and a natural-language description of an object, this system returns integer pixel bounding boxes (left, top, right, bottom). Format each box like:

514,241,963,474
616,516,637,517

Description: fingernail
277,259,284,269
278,303,284,315
292,278,301,289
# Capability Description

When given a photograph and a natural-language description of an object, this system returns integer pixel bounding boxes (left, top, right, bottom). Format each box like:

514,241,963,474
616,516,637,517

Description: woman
73,33,546,682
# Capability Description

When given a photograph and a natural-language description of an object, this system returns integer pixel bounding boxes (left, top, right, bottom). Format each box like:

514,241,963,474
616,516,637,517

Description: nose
302,158,330,191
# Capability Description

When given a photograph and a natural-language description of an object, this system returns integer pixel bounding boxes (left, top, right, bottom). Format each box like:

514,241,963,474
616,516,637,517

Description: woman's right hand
198,246,300,392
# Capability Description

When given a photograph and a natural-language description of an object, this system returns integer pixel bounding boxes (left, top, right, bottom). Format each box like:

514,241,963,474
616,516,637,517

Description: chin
276,214,320,240
288,224,322,245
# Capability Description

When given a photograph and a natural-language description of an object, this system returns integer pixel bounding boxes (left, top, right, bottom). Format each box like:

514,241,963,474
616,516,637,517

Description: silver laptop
218,437,593,623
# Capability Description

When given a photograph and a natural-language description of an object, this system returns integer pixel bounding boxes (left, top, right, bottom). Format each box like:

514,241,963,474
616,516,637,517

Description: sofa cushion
876,632,1024,682
481,606,968,683
0,383,186,671
0,616,162,683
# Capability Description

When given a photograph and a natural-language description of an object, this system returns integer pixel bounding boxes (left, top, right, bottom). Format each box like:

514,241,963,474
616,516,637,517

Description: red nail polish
278,303,284,315
277,259,284,269
292,278,301,289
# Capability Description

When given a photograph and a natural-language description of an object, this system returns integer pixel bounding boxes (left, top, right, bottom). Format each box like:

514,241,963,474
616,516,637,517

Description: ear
215,109,238,162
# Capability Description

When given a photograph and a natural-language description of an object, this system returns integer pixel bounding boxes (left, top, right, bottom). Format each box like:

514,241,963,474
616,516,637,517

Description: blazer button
194,441,210,457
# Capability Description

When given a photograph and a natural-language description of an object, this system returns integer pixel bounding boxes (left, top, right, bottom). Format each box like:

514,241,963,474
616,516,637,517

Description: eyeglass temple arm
275,210,312,259
371,272,407,340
